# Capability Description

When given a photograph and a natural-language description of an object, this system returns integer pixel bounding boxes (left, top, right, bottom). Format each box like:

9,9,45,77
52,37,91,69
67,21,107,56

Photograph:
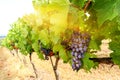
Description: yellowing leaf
39,29,50,46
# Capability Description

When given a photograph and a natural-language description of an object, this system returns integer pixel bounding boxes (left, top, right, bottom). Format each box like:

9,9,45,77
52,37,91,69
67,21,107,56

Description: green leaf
110,52,120,66
82,53,98,71
21,27,28,38
89,39,100,50
70,0,88,8
33,0,69,6
109,38,120,51
32,43,38,51
59,48,69,63
110,35,120,66
115,0,120,14
37,52,44,60
53,44,62,53
93,0,119,26
50,32,60,45
53,44,69,62
50,0,69,5
39,29,50,46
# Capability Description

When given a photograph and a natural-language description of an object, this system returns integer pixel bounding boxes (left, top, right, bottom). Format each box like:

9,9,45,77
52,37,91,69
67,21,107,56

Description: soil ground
0,40,120,80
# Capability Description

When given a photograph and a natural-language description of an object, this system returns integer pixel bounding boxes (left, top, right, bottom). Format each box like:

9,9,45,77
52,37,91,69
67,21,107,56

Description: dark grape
77,54,82,58
39,40,54,60
70,31,90,71
72,64,76,70
72,59,82,71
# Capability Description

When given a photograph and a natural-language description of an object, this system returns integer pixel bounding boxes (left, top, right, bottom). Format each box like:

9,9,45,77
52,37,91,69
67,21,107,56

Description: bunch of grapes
71,31,90,71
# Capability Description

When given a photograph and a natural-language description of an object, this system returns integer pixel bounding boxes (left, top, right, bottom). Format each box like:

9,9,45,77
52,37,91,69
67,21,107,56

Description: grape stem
10,50,14,56
49,54,60,80
84,0,91,12
29,52,38,78
15,49,22,62
10,49,22,62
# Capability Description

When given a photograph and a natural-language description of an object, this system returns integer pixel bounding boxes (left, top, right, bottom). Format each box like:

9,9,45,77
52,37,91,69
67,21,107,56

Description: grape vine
1,0,120,80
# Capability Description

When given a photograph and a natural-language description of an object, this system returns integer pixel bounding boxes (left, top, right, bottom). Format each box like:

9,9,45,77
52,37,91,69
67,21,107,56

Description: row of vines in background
0,39,2,46
1,0,120,80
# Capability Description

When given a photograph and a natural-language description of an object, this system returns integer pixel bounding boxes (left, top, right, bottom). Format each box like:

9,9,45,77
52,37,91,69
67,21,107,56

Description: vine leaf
109,35,120,66
32,41,44,60
39,29,50,46
37,52,44,60
70,0,88,8
88,39,101,50
110,52,120,66
53,44,69,62
93,0,120,26
53,44,62,53
82,53,98,71
50,33,60,45
59,48,68,63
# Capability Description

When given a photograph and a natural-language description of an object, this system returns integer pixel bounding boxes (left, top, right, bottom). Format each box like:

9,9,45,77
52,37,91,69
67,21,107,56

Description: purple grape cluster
71,31,90,71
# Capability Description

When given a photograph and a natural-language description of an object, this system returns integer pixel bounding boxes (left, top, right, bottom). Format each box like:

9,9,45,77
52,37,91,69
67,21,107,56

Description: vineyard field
1,0,120,79
0,41,120,80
